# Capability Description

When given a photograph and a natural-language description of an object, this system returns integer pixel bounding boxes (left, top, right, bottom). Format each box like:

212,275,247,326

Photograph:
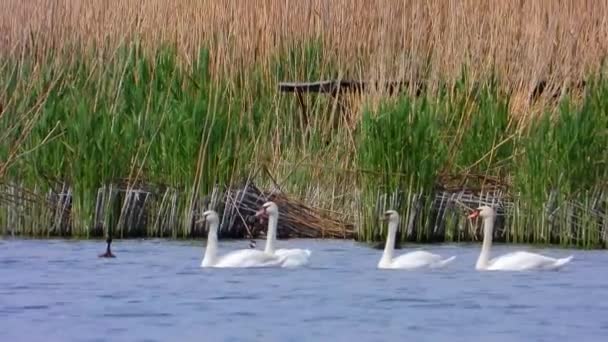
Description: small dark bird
249,240,257,249
98,237,116,258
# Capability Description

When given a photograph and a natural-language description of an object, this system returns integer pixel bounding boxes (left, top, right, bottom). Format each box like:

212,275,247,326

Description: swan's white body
378,210,455,270
256,202,311,268
274,248,312,268
204,249,287,268
471,206,573,271
200,211,286,268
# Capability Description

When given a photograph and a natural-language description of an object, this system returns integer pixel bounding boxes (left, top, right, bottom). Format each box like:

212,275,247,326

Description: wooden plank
278,80,347,93
278,79,407,94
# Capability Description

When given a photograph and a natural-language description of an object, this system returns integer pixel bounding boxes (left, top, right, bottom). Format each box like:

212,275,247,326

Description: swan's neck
264,214,278,254
476,215,495,270
202,223,218,267
381,220,398,263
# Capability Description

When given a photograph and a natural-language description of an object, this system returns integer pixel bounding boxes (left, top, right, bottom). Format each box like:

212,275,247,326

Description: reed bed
0,1,607,247
2,1,606,104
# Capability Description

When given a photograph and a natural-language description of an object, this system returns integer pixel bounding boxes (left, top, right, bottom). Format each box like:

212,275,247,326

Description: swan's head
202,210,220,228
468,205,495,219
383,210,400,223
255,201,279,219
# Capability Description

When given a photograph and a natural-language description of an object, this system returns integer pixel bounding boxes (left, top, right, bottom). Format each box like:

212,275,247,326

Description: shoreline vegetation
1,1,607,248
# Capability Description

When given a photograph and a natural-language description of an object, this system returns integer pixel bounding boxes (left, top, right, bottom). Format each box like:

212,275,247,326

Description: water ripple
377,297,432,304
208,294,260,301
102,312,171,318
0,258,19,265
1,239,607,341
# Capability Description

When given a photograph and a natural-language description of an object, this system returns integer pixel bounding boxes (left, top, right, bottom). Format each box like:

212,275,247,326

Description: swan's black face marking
469,206,495,219
255,206,269,220
468,209,480,219
256,201,277,219
383,210,399,222
381,212,390,221
202,211,220,229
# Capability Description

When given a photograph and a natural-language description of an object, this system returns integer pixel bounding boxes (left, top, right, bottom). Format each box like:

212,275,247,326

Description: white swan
378,210,455,269
469,205,573,271
255,201,311,268
200,210,286,268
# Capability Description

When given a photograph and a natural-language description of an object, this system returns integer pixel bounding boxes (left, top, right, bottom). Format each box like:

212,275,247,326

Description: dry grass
1,0,606,108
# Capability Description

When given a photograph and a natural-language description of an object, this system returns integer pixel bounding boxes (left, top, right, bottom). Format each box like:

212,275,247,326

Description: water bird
469,205,573,271
377,210,455,269
98,237,116,258
249,240,257,249
255,201,311,268
200,210,286,268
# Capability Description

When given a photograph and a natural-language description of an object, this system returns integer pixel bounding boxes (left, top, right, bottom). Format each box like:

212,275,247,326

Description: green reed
357,95,448,242
1,41,607,247
1,43,257,237
514,78,608,248
443,74,514,178
355,76,606,247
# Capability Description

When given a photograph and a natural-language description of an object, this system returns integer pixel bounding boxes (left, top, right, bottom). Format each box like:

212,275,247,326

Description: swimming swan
200,210,286,268
469,205,573,271
378,210,455,269
255,201,311,268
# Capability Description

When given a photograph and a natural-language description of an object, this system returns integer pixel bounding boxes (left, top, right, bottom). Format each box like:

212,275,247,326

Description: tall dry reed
1,0,606,108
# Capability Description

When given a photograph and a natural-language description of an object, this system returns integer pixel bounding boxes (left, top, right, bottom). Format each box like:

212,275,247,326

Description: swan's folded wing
215,249,284,268
390,250,443,269
275,248,311,267
275,248,311,258
488,251,560,271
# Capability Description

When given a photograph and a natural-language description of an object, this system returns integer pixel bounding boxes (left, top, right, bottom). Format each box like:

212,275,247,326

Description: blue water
0,238,607,342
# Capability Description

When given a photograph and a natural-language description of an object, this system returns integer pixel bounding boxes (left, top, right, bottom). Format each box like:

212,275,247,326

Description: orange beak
255,207,267,218
468,210,480,219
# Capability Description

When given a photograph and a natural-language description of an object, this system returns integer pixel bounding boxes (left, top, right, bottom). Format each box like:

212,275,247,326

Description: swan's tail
553,255,573,269
281,253,311,268
433,256,456,268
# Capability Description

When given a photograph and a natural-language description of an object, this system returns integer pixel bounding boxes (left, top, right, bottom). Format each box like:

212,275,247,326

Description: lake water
1,238,607,342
